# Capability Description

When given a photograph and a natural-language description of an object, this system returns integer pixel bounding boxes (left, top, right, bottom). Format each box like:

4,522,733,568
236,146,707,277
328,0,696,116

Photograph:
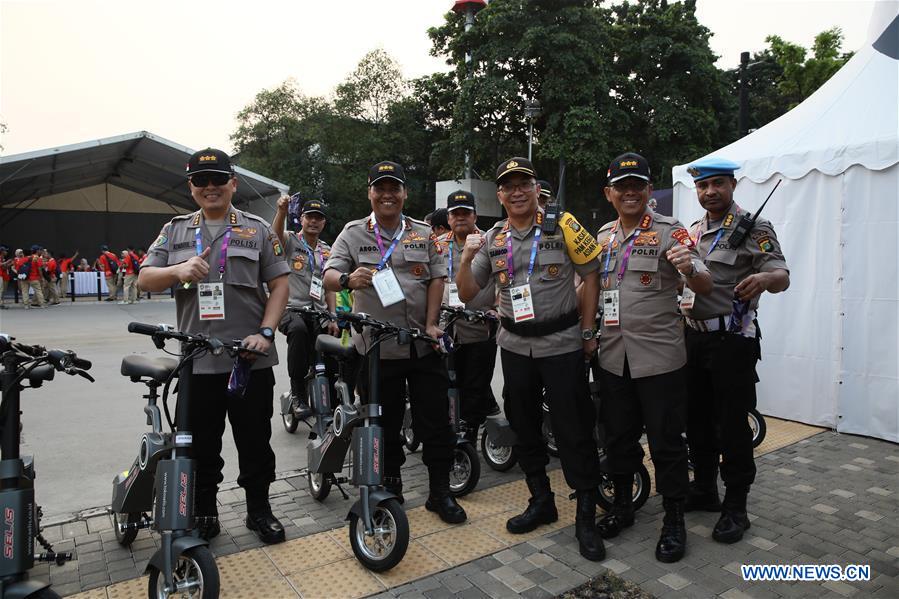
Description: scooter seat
121,355,179,383
315,335,358,360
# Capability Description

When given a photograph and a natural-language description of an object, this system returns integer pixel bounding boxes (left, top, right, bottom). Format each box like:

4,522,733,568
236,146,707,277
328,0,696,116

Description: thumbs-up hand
180,247,211,283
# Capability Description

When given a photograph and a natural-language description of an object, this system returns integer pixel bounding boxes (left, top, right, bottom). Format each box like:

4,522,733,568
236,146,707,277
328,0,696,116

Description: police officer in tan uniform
594,153,713,563
681,157,789,544
456,157,606,562
273,197,340,418
438,190,500,438
139,148,290,544
323,161,466,524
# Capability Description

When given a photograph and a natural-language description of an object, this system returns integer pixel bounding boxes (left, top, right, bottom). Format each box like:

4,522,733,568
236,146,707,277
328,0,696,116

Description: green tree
334,49,408,125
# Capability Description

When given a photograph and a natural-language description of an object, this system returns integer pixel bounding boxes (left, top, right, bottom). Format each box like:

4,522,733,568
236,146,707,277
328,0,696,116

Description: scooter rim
483,436,513,466
154,552,206,598
353,504,400,562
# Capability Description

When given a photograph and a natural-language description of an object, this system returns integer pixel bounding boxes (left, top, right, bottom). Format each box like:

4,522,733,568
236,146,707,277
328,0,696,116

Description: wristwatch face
581,329,595,340
339,273,350,288
260,327,274,340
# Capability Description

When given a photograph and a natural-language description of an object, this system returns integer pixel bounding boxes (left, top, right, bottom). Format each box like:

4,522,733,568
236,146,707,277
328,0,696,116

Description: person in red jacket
57,251,79,300
96,245,121,301
14,246,45,308
0,245,12,309
41,248,60,305
119,248,140,304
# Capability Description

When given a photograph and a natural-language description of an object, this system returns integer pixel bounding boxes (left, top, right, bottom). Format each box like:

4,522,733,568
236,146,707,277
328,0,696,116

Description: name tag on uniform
602,290,620,327
309,274,324,301
447,282,464,308
372,268,405,307
679,287,696,311
510,284,535,322
198,282,225,320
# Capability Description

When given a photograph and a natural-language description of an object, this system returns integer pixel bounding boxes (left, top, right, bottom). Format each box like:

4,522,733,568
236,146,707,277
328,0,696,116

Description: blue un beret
687,157,741,182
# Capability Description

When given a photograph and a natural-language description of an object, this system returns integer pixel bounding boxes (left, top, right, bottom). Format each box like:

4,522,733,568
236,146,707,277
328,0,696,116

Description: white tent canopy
672,4,899,442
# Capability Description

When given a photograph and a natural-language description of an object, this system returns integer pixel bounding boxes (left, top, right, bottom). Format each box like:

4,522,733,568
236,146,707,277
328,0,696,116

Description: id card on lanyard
680,222,724,312
600,221,636,327
371,215,406,307
505,224,541,323
300,235,325,301
195,226,231,320
446,240,464,308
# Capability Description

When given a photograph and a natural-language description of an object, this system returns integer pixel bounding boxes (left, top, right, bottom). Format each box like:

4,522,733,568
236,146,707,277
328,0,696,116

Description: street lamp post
524,99,541,162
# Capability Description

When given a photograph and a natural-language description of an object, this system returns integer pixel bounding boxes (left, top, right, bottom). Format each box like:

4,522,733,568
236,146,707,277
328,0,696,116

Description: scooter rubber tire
27,587,62,599
596,465,651,512
308,471,332,502
147,546,219,599
480,430,517,472
450,442,480,497
112,511,140,547
749,408,766,448
349,499,409,572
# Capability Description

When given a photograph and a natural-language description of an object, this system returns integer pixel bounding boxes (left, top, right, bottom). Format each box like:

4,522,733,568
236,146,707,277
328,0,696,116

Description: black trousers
184,367,276,512
455,338,499,429
685,328,759,490
501,348,601,490
357,351,454,477
599,361,690,500
279,312,353,399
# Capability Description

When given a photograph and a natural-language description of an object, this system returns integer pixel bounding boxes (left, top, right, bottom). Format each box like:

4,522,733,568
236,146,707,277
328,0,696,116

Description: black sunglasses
190,172,232,188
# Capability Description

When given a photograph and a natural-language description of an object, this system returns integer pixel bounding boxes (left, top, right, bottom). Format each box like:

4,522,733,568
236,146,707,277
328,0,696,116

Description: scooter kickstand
333,478,350,500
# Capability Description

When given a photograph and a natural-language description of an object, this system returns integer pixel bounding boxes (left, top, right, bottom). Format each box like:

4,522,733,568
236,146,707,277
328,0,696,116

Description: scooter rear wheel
348,499,409,572
749,408,766,448
450,442,480,497
147,546,219,599
112,511,140,547
308,471,332,501
596,465,651,512
480,430,516,472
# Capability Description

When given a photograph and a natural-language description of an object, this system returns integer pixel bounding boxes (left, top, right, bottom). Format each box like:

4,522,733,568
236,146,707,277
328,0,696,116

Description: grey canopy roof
0,131,288,211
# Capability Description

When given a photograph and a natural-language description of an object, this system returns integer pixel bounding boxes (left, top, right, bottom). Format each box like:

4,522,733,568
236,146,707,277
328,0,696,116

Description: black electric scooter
305,311,438,572
109,322,266,599
0,334,93,599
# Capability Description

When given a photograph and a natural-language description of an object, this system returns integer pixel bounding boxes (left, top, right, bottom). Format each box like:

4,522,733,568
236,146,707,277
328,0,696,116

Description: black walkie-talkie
728,179,782,248
542,202,560,235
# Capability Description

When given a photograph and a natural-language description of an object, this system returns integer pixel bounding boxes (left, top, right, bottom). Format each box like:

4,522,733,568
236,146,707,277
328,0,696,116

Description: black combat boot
195,489,220,541
245,487,286,545
597,475,635,539
425,468,467,524
685,459,721,512
506,473,558,533
713,486,751,544
655,497,687,563
575,489,606,561
383,475,404,504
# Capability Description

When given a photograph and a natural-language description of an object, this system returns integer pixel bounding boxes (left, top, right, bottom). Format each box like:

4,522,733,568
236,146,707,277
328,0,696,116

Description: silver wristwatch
581,328,597,340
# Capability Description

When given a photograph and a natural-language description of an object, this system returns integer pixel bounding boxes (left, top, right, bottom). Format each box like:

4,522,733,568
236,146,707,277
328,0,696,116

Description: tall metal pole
463,7,475,179
527,121,534,161
739,51,750,137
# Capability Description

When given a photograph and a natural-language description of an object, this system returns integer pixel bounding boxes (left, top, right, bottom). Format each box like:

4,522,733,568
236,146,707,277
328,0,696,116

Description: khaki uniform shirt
143,208,290,374
683,202,788,320
438,230,496,344
324,215,447,360
596,210,708,379
284,232,331,311
470,211,600,358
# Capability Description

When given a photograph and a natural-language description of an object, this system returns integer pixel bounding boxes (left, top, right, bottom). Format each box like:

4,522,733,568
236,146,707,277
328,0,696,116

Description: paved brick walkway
38,423,899,598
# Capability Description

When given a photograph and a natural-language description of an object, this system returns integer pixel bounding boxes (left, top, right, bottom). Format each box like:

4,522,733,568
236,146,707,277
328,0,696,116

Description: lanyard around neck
299,234,323,275
371,214,405,272
601,220,641,287
504,221,542,284
194,226,231,279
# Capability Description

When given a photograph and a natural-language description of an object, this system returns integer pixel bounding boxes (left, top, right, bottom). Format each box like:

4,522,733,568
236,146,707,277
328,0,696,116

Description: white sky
0,0,882,157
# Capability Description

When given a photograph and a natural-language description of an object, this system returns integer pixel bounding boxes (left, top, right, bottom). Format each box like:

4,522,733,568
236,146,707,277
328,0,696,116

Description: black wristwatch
339,272,350,290
581,328,597,340
258,327,275,342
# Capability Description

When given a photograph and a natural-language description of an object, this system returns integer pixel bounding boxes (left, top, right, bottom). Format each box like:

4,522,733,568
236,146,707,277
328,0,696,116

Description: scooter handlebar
128,322,163,336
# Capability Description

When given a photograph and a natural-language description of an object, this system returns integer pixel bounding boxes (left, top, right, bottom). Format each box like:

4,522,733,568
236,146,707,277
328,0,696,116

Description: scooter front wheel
308,471,332,501
596,465,651,512
148,546,219,599
348,498,409,572
480,430,516,472
450,442,480,497
749,408,766,448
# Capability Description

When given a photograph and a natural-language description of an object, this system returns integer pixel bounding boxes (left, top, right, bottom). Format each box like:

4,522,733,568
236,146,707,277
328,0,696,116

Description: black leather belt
500,310,579,338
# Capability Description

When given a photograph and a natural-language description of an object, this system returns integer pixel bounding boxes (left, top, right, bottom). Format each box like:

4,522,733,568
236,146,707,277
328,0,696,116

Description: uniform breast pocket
708,250,739,284
167,249,195,267
226,246,260,288
404,249,430,281
358,251,381,269
627,256,660,291
539,250,565,281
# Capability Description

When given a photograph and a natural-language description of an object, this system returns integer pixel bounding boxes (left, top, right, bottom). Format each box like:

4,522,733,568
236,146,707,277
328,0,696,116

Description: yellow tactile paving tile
64,417,823,598
218,548,283,592
418,523,507,566
221,576,299,598
104,576,146,598
66,588,108,599
288,557,384,599
265,531,350,575
372,540,449,587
